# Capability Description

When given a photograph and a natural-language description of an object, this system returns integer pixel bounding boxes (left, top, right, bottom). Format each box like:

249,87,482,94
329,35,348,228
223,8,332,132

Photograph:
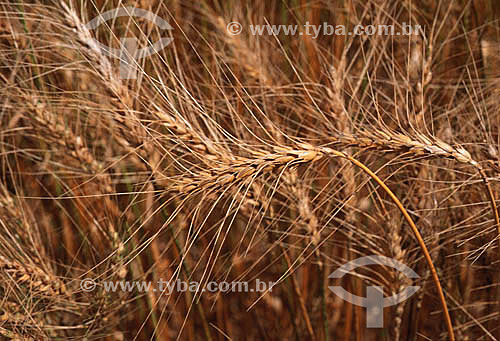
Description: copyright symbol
80,278,96,292
226,22,242,35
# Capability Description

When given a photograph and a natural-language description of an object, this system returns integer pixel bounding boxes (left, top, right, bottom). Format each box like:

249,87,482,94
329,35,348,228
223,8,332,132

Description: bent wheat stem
478,168,500,261
323,148,455,341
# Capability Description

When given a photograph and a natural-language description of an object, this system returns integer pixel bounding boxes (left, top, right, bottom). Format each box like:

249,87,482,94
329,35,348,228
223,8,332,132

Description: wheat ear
174,141,455,339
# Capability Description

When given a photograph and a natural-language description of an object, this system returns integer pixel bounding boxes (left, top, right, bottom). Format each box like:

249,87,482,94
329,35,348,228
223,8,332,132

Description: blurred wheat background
1,0,499,340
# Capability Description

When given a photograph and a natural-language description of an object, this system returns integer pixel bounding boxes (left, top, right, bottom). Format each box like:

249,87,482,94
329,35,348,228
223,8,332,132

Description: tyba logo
328,255,420,328
84,7,173,79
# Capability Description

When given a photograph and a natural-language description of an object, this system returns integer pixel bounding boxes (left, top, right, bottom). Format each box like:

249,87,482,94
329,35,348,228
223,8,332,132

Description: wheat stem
328,149,455,341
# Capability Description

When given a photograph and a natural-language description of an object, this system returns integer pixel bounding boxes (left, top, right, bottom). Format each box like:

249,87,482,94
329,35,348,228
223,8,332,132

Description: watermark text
81,278,274,294
227,21,422,38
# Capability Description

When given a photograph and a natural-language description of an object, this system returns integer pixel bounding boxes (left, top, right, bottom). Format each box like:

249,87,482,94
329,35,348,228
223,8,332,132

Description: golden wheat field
1,0,499,340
